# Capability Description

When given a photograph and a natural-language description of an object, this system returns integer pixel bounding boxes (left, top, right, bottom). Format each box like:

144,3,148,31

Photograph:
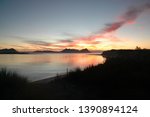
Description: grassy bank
0,68,29,99
1,50,150,99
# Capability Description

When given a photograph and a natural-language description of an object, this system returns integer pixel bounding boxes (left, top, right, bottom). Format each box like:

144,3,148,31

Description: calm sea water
0,53,105,81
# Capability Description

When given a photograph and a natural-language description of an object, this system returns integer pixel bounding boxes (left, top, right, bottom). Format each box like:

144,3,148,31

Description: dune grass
0,68,29,99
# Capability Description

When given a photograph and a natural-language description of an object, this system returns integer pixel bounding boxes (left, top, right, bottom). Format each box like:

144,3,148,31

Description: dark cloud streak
59,39,73,43
25,40,52,46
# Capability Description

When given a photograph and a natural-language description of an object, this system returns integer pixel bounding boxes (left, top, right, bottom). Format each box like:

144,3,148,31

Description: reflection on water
0,54,105,81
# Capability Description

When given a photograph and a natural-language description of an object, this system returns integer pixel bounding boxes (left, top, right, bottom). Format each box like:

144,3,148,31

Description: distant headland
0,48,91,54
60,48,90,53
0,48,27,54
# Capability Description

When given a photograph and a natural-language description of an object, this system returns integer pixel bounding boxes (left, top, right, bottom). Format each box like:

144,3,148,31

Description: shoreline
32,49,150,85
32,53,104,84
32,74,66,84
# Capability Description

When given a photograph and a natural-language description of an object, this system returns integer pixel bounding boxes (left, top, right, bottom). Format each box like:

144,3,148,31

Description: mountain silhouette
0,48,19,54
61,48,90,53
0,48,91,54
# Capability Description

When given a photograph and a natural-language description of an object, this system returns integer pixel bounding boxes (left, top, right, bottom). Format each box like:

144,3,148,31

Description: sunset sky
0,0,150,51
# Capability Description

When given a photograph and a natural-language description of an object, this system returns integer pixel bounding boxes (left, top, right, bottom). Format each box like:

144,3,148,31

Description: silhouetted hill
0,48,19,54
32,49,90,53
61,48,90,53
0,48,91,54
80,48,90,53
0,48,28,54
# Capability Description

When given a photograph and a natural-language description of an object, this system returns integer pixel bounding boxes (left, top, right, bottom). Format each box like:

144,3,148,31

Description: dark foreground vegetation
0,49,150,99
0,68,28,99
